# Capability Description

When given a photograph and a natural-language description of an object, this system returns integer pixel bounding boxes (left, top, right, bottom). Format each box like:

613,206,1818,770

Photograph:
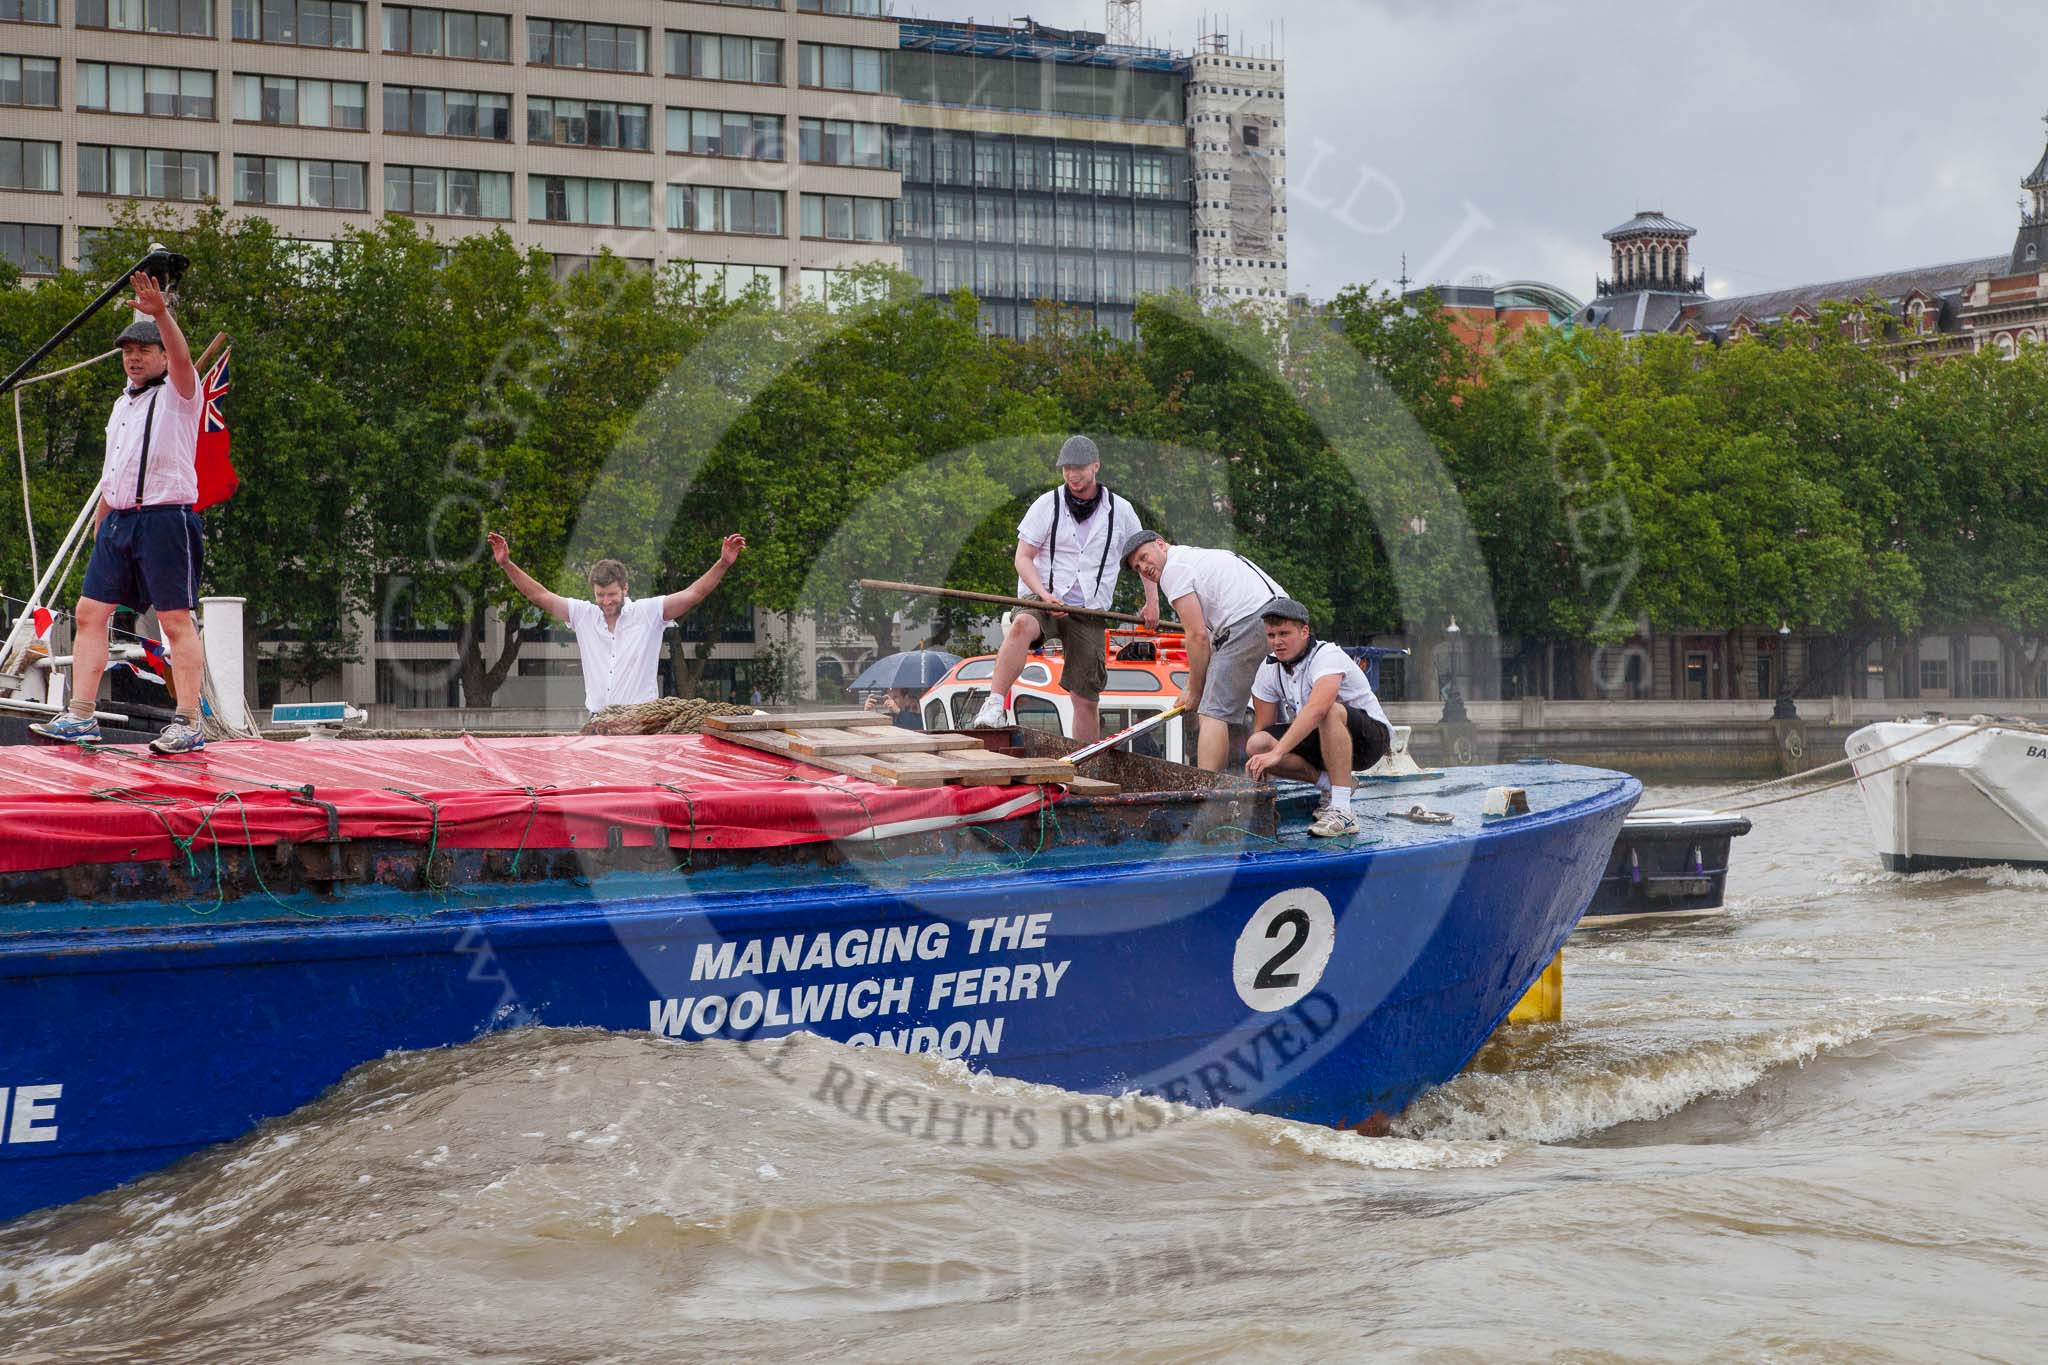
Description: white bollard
200,595,249,732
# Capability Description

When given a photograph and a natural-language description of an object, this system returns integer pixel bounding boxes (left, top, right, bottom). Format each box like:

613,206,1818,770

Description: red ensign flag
194,348,237,511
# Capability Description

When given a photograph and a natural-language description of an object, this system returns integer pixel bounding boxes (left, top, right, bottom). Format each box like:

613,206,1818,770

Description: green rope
776,771,905,870
655,782,700,871
383,786,450,894
508,783,557,877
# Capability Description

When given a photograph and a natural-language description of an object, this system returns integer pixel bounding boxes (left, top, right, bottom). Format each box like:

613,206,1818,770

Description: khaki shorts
1019,607,1108,701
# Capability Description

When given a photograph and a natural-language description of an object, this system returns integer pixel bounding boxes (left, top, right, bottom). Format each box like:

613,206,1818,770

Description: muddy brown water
2,783,2043,1361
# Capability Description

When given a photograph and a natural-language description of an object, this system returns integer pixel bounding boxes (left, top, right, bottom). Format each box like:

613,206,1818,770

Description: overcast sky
954,0,2048,303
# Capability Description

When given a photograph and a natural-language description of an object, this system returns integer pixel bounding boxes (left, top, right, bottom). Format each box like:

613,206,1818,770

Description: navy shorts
82,505,203,614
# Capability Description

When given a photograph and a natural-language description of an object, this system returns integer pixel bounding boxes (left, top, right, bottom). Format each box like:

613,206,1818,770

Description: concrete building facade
0,0,903,297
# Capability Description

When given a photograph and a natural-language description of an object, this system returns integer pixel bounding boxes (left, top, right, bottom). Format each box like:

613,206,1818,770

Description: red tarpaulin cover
0,734,1056,875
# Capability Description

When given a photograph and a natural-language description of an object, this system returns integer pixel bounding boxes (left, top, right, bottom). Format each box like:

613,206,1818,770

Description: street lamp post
1772,621,1798,721
1439,615,1469,724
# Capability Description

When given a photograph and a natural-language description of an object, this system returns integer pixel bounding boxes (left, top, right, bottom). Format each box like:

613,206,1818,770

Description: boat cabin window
1020,663,1052,685
1098,707,1168,758
1013,694,1064,735
1171,670,1189,689
924,700,947,730
957,659,997,681
1105,667,1162,693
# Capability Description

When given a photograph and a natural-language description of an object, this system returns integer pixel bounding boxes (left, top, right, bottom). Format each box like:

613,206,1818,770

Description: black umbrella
851,650,963,692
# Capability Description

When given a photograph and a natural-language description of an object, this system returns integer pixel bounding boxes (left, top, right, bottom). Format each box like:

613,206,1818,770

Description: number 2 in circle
1255,908,1311,990
1232,889,1335,1012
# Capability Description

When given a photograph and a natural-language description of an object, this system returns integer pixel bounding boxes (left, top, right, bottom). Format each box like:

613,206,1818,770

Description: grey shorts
1198,616,1270,722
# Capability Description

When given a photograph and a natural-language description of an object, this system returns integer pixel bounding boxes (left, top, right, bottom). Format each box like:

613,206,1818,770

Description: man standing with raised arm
487,532,746,717
33,272,210,754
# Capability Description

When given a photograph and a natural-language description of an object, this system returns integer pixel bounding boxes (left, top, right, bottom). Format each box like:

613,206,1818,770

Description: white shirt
1157,546,1285,636
566,595,669,713
1252,640,1393,732
99,375,202,510
1016,487,1143,613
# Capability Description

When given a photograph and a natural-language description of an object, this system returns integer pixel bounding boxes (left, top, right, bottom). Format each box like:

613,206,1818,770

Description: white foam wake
1393,1019,1879,1144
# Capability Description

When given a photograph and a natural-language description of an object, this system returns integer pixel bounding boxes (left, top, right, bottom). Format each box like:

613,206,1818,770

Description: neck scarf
1063,485,1103,522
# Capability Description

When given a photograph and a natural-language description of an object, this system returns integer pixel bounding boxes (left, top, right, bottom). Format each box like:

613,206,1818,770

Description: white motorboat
1847,719,2048,872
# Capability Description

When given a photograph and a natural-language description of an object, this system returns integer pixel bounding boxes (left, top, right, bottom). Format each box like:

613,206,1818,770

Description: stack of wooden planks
702,712,1116,793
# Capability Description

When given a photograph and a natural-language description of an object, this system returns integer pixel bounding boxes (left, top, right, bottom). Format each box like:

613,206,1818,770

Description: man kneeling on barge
1243,597,1393,839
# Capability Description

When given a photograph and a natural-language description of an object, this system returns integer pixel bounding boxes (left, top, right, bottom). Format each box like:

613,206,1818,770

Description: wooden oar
1067,704,1187,764
858,578,1181,631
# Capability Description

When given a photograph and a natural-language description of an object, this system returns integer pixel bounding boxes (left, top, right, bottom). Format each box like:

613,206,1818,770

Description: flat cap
1259,596,1312,624
114,318,163,348
1120,529,1163,565
1057,434,1100,467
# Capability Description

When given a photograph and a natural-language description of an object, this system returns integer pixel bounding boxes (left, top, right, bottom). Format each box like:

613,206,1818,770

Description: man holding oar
970,436,1159,744
33,272,209,754
1121,530,1289,773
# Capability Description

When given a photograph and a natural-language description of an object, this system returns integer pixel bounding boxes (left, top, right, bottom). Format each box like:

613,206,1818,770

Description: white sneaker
1308,808,1359,839
970,695,1010,728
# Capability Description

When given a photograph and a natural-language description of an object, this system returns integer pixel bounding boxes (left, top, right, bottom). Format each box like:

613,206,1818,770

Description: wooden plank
783,726,981,757
702,711,875,733
939,748,1077,781
1066,777,1122,797
709,727,951,787
872,747,1074,786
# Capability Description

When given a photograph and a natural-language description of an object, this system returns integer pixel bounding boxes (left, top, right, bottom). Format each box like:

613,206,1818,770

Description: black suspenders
133,387,161,506
1047,487,1117,601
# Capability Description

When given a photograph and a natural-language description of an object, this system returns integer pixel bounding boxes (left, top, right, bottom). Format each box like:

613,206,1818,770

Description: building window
530,175,651,227
678,262,783,302
799,266,885,310
382,85,511,140
797,0,886,13
0,138,58,192
1918,657,1950,693
529,19,648,72
696,0,779,7
375,658,461,708
531,97,650,151
81,0,214,34
78,144,215,200
798,117,884,168
379,4,509,60
228,0,364,46
234,155,366,209
0,0,57,22
666,107,781,159
666,184,784,236
234,74,365,128
1970,659,2001,698
0,54,55,107
797,41,883,92
0,221,59,274
800,192,888,242
385,163,511,218
79,63,215,119
666,31,781,84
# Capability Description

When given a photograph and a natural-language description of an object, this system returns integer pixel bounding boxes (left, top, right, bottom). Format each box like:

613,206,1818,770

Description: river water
3,782,2044,1361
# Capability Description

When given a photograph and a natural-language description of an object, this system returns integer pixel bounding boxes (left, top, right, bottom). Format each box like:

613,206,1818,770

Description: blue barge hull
0,763,1636,1223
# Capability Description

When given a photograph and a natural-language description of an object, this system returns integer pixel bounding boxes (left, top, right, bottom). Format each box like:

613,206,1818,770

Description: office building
0,0,903,297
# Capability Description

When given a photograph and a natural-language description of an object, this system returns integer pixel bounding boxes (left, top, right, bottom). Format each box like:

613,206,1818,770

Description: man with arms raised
487,532,746,716
1120,530,1287,773
34,273,210,753
1243,597,1393,838
971,435,1159,743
